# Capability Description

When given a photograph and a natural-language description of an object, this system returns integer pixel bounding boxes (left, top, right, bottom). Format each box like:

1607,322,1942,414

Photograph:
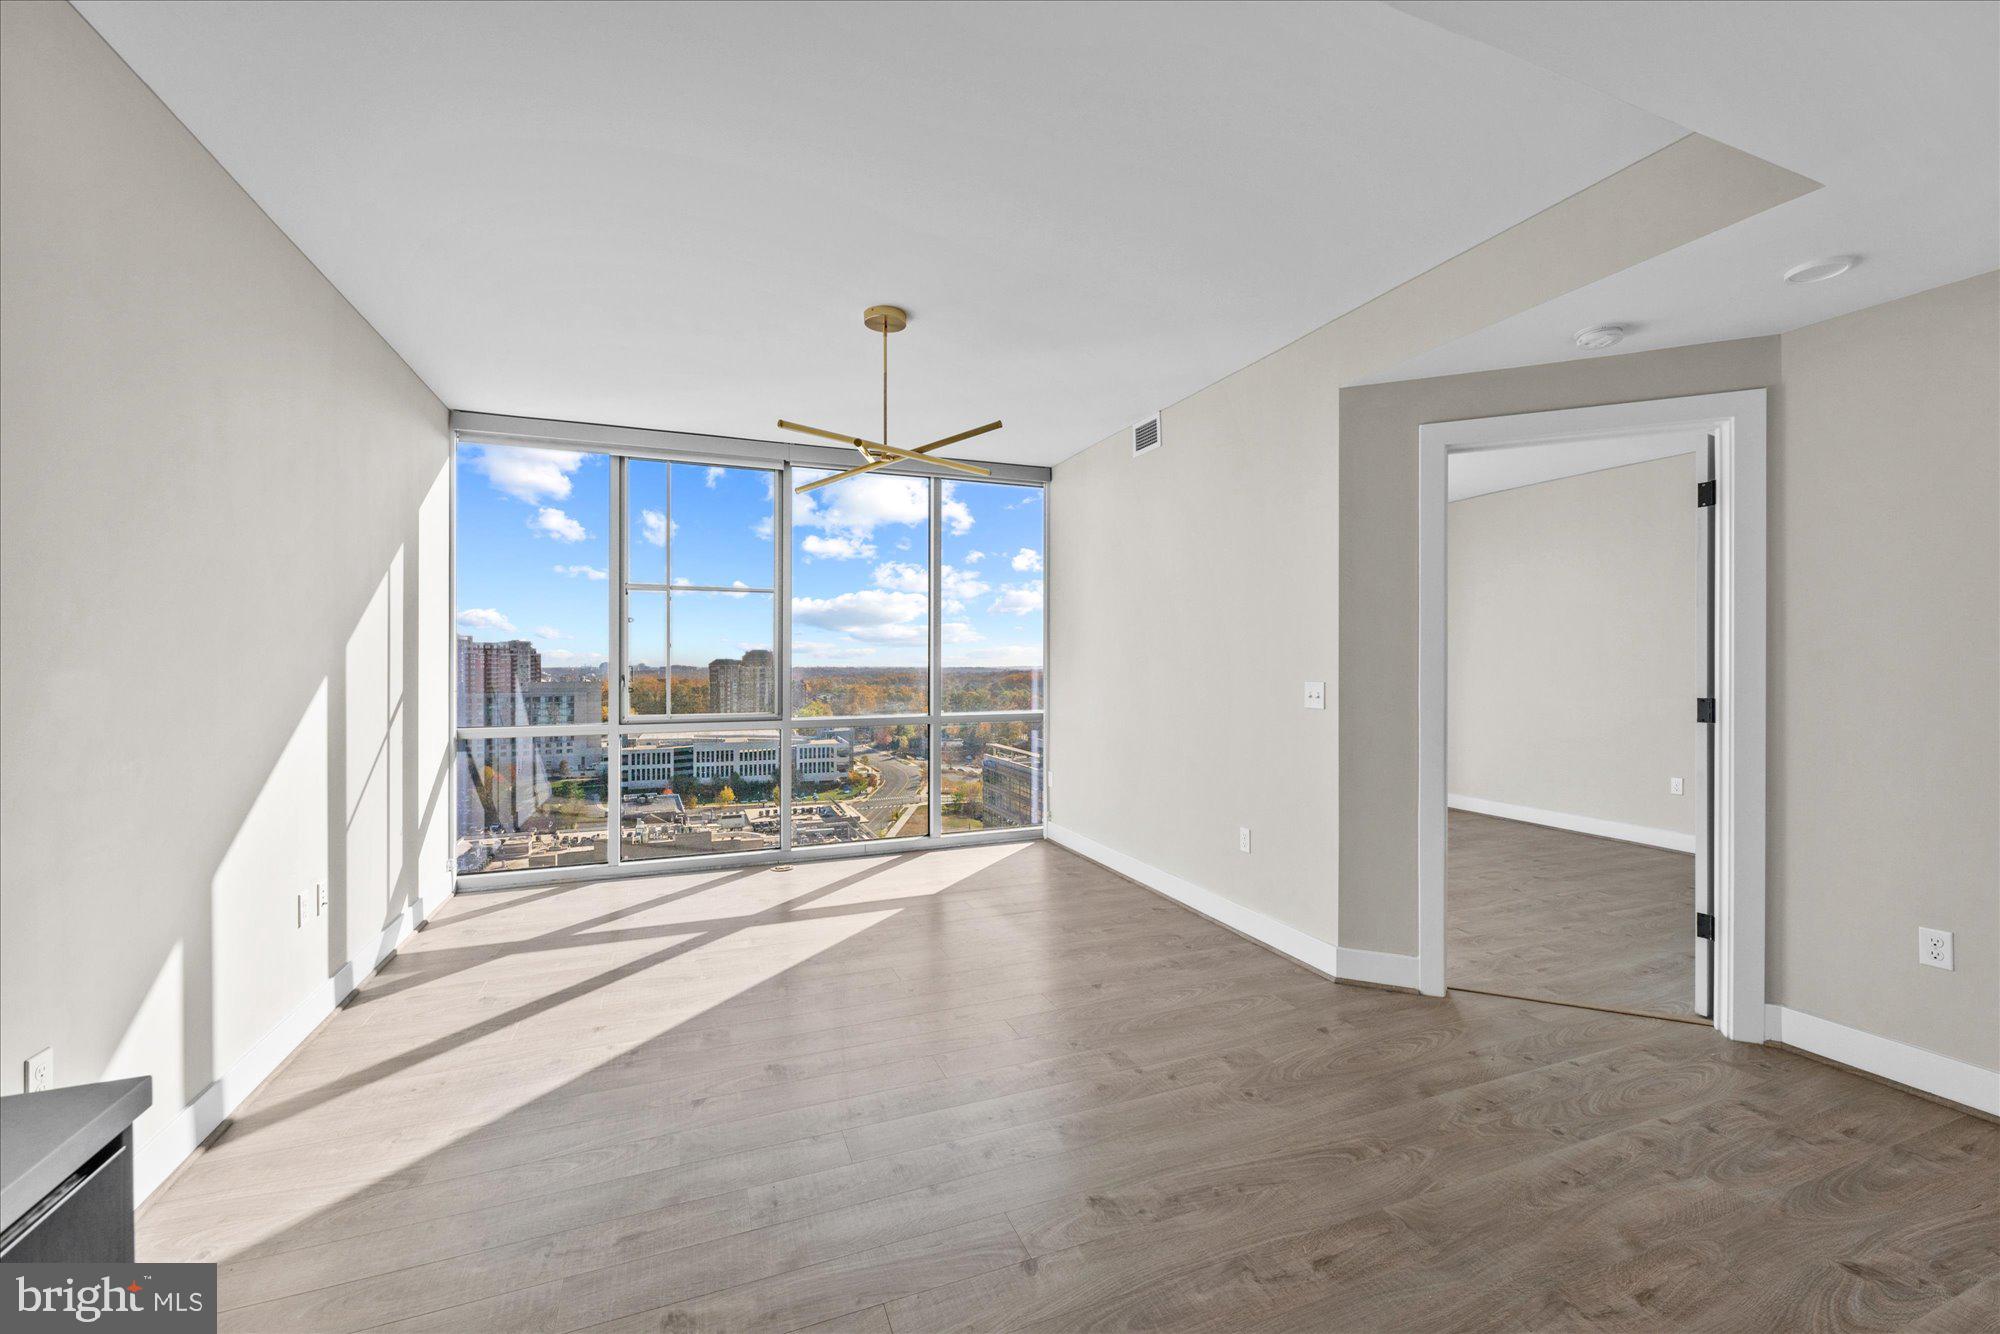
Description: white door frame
1416,390,1767,1042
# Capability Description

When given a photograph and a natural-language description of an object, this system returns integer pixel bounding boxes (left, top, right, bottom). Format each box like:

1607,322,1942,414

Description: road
852,749,926,836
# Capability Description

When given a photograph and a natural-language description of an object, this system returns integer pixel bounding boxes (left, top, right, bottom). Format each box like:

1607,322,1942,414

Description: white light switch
1303,681,1325,710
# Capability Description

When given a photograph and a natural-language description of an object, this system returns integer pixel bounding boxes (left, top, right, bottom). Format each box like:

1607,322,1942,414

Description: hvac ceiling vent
1133,415,1162,457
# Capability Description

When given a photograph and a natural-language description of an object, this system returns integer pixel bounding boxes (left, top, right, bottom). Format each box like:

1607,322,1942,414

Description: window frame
618,456,783,725
450,413,1049,885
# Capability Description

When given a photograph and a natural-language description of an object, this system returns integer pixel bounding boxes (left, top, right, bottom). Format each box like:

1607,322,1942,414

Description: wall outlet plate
1918,927,1953,971
317,882,328,915
25,1047,54,1092
1303,681,1325,710
1670,776,1684,795
1238,826,1252,853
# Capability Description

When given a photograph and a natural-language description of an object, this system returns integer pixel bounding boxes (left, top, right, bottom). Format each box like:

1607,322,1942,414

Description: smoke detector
1784,255,1858,284
1573,324,1627,351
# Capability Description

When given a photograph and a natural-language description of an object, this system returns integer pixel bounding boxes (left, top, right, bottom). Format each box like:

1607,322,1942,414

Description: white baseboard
1449,794,1696,854
1044,823,1359,984
1334,946,1421,990
1765,1004,1999,1117
131,890,443,1202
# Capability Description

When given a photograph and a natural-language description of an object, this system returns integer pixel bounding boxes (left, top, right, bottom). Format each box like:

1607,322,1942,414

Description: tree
717,784,737,805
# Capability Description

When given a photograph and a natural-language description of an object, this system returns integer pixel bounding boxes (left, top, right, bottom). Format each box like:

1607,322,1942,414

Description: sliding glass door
452,431,1045,880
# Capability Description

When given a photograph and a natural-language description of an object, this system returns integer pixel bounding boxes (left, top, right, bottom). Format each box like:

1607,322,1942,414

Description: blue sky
456,444,1043,672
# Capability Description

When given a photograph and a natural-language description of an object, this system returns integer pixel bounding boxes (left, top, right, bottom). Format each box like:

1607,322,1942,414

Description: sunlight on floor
135,848,1037,1258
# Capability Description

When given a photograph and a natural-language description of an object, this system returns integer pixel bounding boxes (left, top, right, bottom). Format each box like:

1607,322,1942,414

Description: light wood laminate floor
138,842,1998,1332
1449,809,1700,1020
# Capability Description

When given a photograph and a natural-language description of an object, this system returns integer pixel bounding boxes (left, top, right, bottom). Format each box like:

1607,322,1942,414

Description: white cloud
989,580,1044,616
534,626,566,640
791,589,927,642
531,507,587,542
469,445,584,504
802,533,875,561
1011,547,1043,573
940,480,974,535
552,564,608,581
792,638,865,661
794,473,926,544
456,608,516,633
939,564,989,613
704,466,725,488
640,509,669,547
752,516,774,541
872,561,927,593
942,620,982,644
540,647,606,667
964,550,986,564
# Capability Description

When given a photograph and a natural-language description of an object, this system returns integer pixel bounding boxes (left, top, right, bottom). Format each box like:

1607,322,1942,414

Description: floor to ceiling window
452,426,1045,879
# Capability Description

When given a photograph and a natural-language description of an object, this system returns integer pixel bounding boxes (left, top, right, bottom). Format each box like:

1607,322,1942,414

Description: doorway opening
1417,391,1768,1043
1442,433,1709,1022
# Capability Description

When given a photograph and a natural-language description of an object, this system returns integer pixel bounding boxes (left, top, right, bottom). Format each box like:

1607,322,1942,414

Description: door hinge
1695,911,1715,940
1696,697,1716,724
1696,480,1717,507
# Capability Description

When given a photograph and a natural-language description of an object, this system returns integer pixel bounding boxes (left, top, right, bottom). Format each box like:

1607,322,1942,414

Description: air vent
1133,416,1161,456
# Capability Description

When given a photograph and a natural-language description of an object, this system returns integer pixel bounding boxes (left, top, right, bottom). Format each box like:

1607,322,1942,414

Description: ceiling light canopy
1784,255,1859,284
777,306,1003,495
1572,324,1628,351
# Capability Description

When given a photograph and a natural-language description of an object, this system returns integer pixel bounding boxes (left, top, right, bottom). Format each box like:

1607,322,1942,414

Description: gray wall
1049,136,1812,948
1768,273,1997,1069
0,0,453,1164
1449,454,1703,840
1342,273,1998,1070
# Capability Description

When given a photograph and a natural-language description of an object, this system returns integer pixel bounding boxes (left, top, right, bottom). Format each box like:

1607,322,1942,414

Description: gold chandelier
779,305,1002,494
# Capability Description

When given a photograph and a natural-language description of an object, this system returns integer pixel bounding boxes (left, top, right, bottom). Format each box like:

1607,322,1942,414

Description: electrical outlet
1918,927,1953,971
25,1047,53,1092
1238,826,1253,853
316,883,328,916
1303,681,1325,710
1670,776,1684,796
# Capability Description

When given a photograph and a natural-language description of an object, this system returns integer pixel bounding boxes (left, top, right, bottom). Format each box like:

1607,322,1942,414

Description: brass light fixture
779,305,1001,494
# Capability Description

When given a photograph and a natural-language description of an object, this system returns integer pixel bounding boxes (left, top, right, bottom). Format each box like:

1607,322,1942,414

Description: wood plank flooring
136,841,1998,1332
1449,808,1700,1020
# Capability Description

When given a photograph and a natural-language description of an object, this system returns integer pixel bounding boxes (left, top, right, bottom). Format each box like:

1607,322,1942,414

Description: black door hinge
1696,697,1716,724
1697,480,1717,507
1696,912,1715,940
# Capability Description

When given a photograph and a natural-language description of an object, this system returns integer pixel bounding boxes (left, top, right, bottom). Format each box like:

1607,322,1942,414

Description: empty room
2,3,1995,1332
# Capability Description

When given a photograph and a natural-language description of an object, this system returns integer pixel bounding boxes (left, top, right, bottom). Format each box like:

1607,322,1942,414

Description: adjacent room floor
1448,808,1700,1021
138,842,1996,1332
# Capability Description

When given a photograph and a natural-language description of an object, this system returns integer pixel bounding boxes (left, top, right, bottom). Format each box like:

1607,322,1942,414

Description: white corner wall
1050,136,1812,963
1447,454,1703,850
0,1,453,1196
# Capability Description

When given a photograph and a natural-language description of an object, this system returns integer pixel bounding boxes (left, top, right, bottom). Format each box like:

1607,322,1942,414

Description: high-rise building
456,635,542,725
981,743,1043,826
708,648,775,714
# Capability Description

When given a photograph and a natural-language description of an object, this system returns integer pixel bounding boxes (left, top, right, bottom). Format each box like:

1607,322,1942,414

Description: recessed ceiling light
1573,324,1627,351
1784,255,1858,284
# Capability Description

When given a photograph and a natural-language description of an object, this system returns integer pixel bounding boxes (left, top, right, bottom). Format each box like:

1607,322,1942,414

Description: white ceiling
1366,1,2000,383
1448,431,1699,503
72,1,1686,465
